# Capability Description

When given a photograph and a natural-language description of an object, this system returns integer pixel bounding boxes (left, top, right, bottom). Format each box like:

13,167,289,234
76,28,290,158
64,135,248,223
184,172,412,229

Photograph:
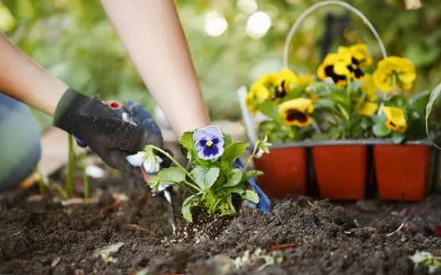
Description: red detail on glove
108,100,122,109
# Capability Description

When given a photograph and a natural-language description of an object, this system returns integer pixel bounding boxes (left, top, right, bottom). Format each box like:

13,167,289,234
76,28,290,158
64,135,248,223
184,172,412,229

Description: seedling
410,251,441,274
127,125,271,222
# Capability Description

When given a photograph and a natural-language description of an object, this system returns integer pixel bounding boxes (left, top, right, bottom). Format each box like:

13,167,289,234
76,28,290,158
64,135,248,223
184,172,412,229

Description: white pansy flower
126,146,163,174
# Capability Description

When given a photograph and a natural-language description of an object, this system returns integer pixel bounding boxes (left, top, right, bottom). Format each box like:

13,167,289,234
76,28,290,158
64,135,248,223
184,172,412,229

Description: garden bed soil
2,172,441,275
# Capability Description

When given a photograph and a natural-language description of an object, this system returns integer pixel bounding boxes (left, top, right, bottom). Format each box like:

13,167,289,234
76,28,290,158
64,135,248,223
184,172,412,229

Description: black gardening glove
53,88,165,183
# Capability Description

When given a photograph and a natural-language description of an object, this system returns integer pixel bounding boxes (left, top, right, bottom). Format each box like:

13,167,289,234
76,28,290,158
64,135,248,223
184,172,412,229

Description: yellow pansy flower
245,82,270,114
382,106,408,133
294,74,313,87
278,98,314,127
336,46,364,81
349,43,373,68
357,102,378,116
318,47,364,86
255,69,298,100
373,56,416,92
361,74,377,101
317,52,352,87
257,73,276,87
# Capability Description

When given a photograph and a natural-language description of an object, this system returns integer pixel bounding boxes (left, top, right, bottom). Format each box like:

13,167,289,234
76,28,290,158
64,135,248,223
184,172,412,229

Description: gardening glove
53,88,166,183
234,158,271,213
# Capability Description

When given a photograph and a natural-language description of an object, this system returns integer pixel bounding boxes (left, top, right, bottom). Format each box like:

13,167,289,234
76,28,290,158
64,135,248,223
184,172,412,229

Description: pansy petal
143,159,161,174
203,125,222,136
193,128,211,142
202,145,219,159
216,145,225,158
195,138,207,151
126,152,146,167
217,139,224,147
198,144,223,160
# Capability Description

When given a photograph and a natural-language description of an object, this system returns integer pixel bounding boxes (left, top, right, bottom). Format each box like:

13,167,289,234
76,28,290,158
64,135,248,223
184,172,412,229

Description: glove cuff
53,88,89,133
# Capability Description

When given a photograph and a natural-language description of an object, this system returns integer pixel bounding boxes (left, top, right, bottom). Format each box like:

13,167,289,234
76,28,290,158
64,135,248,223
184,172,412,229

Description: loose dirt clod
1,174,441,275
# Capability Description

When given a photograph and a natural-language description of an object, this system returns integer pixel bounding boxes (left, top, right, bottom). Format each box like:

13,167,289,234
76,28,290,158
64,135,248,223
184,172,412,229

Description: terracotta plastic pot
374,144,429,201
253,147,307,199
312,145,367,200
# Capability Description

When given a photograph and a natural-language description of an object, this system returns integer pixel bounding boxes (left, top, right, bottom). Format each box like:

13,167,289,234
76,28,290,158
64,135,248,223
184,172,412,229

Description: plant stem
244,141,259,171
82,155,89,199
177,181,197,194
149,145,200,190
66,135,75,197
183,180,201,193
35,170,46,195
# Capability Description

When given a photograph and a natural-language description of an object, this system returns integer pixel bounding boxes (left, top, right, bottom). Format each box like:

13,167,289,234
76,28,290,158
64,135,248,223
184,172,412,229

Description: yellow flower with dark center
271,68,297,99
317,52,351,87
246,82,270,114
317,47,364,86
336,47,364,81
357,102,378,116
349,43,372,68
254,69,297,100
382,106,408,133
361,74,377,101
278,98,314,127
373,56,416,92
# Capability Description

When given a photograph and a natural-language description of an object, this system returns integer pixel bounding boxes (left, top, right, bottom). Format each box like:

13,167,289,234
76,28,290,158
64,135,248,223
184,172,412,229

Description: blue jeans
0,93,42,191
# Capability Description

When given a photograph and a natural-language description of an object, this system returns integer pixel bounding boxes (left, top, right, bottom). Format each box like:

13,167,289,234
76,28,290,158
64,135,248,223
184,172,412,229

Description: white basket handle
282,0,387,70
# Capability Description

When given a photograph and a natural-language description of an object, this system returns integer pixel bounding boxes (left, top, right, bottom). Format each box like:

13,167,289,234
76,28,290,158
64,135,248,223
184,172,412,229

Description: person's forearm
100,0,210,135
0,32,67,116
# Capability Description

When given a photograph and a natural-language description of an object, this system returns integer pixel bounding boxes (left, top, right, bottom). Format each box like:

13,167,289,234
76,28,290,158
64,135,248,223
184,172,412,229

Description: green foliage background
0,0,440,130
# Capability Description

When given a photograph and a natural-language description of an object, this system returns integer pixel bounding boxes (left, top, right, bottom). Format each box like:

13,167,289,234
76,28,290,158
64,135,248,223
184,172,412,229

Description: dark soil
2,171,441,275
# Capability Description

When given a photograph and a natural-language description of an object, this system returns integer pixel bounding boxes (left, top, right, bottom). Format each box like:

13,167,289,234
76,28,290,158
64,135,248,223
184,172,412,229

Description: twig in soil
306,200,315,207
61,198,99,206
269,243,298,252
124,224,150,233
100,201,121,212
386,222,405,237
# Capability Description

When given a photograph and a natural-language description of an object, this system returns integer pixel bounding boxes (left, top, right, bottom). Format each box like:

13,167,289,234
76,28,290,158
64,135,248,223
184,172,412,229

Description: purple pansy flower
193,125,224,160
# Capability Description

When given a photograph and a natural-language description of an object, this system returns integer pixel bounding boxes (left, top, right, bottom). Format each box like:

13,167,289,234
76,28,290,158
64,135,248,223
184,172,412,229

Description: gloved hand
53,88,165,183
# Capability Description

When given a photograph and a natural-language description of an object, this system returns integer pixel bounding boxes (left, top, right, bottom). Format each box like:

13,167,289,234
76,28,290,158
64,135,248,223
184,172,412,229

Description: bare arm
100,0,210,135
0,32,68,116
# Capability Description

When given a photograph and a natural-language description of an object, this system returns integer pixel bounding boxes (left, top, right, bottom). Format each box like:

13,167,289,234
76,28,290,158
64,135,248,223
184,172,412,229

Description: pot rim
265,139,432,149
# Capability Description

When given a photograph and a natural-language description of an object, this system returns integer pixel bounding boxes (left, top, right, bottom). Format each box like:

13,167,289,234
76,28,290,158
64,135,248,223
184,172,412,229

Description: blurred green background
0,0,439,131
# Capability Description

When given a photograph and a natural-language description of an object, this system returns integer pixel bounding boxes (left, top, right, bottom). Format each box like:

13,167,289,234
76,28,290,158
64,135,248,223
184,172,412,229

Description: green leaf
182,195,198,222
350,79,364,91
243,190,259,204
314,98,335,110
384,95,409,109
194,167,220,191
311,133,331,141
158,167,186,183
259,101,280,122
146,175,160,186
426,83,441,149
391,131,405,144
221,141,246,164
373,122,391,137
246,170,264,178
180,131,195,153
135,268,149,275
337,104,349,120
224,169,243,187
229,187,246,195
372,114,386,124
